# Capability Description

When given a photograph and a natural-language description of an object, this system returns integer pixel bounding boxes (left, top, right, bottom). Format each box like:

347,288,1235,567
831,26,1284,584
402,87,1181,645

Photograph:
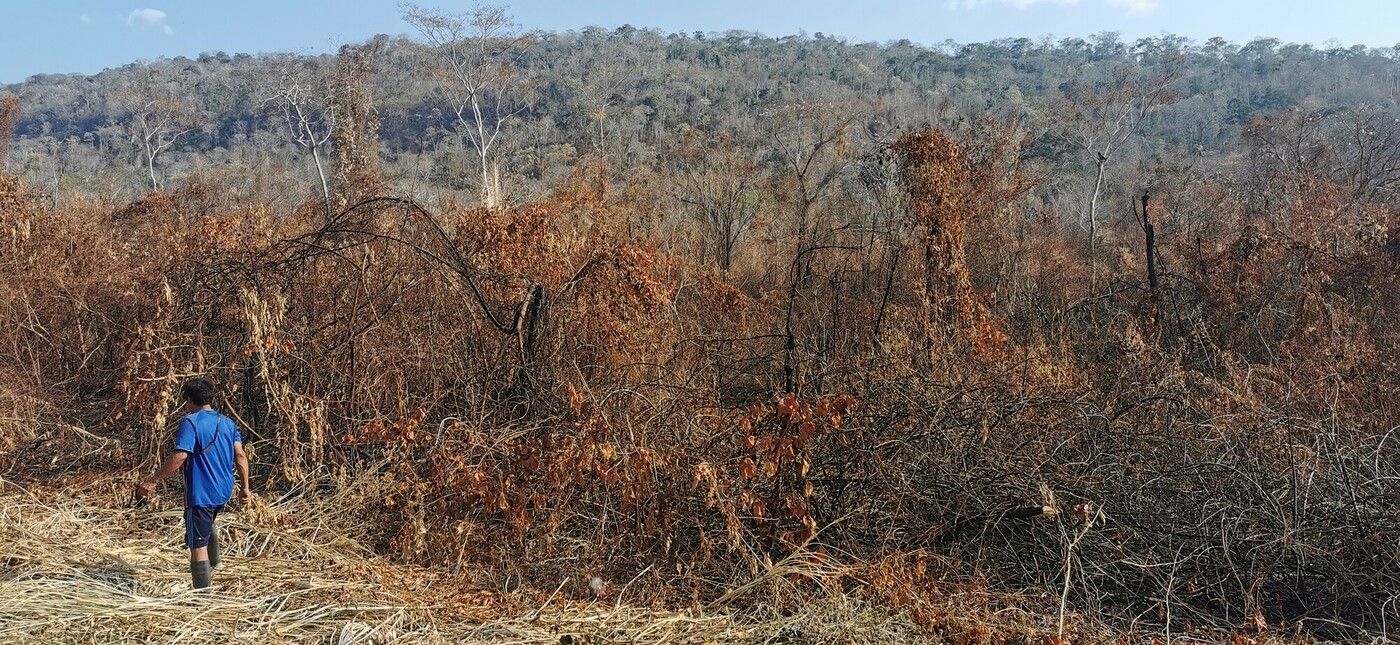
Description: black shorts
184,505,223,549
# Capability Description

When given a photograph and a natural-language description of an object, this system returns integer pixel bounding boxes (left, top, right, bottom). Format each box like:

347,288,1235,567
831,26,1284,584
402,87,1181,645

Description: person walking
135,378,252,589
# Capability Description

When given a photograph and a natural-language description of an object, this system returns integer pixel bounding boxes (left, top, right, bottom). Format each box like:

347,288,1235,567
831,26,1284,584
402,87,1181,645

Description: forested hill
4,28,1400,199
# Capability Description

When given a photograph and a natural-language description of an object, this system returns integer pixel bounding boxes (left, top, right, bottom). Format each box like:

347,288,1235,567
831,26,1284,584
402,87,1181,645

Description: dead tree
265,57,337,213
1140,191,1158,290
0,96,20,171
402,3,534,209
1135,190,1161,329
1060,63,1180,291
110,87,195,191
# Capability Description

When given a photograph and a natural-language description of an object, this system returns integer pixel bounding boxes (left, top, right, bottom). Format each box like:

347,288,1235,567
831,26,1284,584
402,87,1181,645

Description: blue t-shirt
174,409,242,508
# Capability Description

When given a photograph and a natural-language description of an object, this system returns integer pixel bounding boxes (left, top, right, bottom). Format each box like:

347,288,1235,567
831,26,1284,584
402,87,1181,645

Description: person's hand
239,487,253,506
135,480,156,500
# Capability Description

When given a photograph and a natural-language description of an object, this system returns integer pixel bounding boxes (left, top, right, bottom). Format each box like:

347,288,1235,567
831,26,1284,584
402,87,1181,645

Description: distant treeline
4,28,1400,198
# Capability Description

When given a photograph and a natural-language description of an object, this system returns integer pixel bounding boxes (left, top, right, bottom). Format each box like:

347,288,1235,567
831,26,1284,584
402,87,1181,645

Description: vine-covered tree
0,96,20,171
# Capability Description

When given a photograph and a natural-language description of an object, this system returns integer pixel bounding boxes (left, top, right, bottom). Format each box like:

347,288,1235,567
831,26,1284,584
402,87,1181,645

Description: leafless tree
1059,61,1179,288
264,56,337,211
670,134,764,272
566,32,640,156
110,86,196,191
1341,106,1400,203
402,2,534,209
764,98,862,281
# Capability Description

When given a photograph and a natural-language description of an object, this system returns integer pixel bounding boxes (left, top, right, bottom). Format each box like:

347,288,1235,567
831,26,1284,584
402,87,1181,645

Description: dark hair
181,378,216,406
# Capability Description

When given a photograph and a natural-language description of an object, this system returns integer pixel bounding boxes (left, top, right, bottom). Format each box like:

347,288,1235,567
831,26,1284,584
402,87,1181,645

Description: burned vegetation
1,20,1399,645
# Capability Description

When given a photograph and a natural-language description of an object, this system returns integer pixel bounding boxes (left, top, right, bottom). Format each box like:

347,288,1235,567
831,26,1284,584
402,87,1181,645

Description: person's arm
138,417,196,499
136,451,187,498
234,441,252,505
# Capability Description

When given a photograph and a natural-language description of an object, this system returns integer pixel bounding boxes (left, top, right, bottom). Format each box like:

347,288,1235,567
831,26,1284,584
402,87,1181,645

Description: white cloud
1105,0,1159,12
948,0,1079,8
79,14,92,24
949,0,1159,11
127,8,173,35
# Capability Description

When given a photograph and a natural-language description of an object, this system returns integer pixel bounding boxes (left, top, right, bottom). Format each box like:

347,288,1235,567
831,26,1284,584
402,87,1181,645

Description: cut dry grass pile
0,476,453,643
0,475,935,644
0,470,1370,644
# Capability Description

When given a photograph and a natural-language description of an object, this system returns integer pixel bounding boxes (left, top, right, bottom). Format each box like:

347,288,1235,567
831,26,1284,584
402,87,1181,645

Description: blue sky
3,1,1398,84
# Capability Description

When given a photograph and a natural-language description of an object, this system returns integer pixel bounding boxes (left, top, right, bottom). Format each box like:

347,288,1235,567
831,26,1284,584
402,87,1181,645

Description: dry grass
0,421,1384,644
0,474,937,644
0,476,448,642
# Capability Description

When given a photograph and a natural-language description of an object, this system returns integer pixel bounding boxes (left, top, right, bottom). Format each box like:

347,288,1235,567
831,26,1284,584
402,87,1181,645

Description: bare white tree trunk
311,145,330,208
146,147,158,190
1088,156,1106,290
264,57,342,212
404,2,531,210
478,147,494,208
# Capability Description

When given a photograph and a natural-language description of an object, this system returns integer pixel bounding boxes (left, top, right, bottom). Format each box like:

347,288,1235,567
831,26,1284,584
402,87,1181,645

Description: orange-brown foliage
0,108,1396,641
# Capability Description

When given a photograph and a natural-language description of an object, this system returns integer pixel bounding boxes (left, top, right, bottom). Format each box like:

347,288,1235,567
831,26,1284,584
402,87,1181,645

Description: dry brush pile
1,113,1397,644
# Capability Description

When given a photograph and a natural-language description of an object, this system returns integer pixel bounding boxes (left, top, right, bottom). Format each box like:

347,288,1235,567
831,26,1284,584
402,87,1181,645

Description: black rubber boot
190,560,212,589
208,531,221,570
